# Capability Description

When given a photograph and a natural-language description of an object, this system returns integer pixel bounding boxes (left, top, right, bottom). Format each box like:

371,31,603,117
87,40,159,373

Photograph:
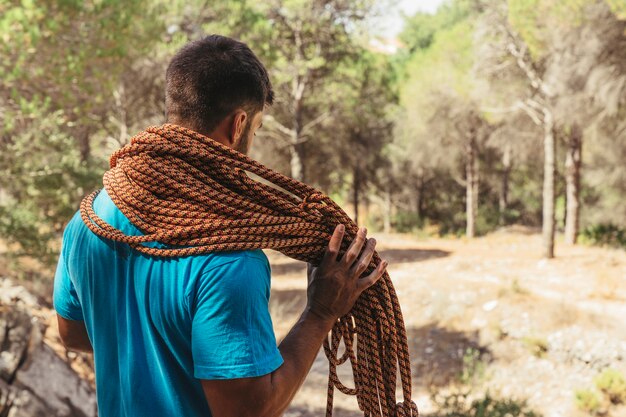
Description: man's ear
229,110,248,145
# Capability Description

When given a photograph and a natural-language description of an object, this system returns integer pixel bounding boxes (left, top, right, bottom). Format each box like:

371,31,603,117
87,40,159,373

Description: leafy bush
0,108,103,264
595,368,626,404
574,368,626,415
521,337,549,358
393,210,425,233
459,348,486,385
580,224,626,249
574,389,603,415
432,391,542,417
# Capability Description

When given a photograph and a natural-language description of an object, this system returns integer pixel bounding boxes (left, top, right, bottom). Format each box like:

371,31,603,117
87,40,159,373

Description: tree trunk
383,183,392,234
289,68,306,182
499,142,511,226
75,126,91,163
289,142,305,182
415,178,423,221
466,136,478,238
352,165,360,225
289,92,305,182
542,110,556,258
565,124,582,245
0,186,7,206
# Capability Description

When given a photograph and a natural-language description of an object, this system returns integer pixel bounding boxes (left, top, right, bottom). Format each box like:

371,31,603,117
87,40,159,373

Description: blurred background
0,0,625,416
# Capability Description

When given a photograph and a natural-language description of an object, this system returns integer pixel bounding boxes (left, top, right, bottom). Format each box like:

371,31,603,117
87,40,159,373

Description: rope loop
79,124,417,416
299,191,327,218
394,401,419,417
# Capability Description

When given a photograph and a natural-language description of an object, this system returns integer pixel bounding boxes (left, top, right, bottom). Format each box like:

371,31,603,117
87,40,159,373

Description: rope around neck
79,123,419,416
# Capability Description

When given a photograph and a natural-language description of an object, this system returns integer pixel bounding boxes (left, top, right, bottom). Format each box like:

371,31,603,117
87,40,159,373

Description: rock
15,343,96,417
482,300,498,312
0,306,38,382
0,279,39,308
0,281,96,417
0,378,52,417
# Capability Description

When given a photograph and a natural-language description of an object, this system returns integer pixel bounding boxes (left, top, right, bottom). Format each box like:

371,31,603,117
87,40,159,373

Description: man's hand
306,224,388,321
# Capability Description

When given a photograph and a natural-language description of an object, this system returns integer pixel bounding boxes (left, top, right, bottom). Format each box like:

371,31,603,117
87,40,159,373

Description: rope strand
79,124,419,416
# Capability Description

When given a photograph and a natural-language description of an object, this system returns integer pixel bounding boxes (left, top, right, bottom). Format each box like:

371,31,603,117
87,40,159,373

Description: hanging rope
79,123,419,417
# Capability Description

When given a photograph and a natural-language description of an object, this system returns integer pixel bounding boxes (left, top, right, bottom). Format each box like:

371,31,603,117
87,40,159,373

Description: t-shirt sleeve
190,252,284,380
53,234,84,321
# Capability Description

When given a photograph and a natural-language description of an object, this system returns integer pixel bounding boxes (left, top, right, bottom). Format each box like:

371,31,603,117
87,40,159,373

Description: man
54,35,387,417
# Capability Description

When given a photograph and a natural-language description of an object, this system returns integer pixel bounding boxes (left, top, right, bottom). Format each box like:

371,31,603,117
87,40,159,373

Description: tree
0,0,164,260
507,0,626,248
396,15,493,238
242,0,374,183
333,51,396,226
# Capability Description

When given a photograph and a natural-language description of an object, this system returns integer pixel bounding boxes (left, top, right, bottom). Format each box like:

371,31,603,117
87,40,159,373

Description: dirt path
268,229,626,417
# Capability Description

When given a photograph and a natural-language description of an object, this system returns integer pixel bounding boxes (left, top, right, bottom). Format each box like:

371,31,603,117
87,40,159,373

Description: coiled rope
79,124,419,417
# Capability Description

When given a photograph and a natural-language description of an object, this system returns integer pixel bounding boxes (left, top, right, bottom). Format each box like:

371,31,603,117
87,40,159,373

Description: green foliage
521,336,549,358
0,107,103,262
595,369,626,404
511,279,530,295
509,0,626,60
0,0,162,100
580,224,626,249
0,0,392,266
0,0,165,262
474,205,501,237
574,389,604,415
574,368,626,415
1,0,625,272
402,19,475,105
432,391,542,417
607,0,626,19
393,210,425,233
459,348,487,385
508,0,588,59
399,0,477,54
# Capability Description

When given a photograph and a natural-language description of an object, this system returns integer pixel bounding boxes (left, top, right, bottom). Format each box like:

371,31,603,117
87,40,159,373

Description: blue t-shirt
53,189,284,417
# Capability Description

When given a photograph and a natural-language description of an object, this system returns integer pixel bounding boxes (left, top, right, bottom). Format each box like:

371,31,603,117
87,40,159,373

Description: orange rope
80,124,419,416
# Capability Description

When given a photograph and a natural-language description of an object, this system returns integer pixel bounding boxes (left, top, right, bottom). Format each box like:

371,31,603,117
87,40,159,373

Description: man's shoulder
198,249,269,276
189,249,271,307
65,188,143,239
67,188,270,272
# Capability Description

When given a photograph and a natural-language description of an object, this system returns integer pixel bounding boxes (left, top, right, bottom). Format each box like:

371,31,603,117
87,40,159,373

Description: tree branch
264,114,294,138
503,26,554,98
301,112,330,137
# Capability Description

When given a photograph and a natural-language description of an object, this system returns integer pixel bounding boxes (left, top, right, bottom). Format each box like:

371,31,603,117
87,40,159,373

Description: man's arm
200,224,387,417
53,229,92,354
57,314,93,353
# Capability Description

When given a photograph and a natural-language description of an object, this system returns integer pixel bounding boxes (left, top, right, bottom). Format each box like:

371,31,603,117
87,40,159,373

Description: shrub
595,368,626,404
573,369,626,415
393,210,424,233
521,337,549,358
580,224,626,249
574,389,603,415
432,391,542,417
459,348,486,385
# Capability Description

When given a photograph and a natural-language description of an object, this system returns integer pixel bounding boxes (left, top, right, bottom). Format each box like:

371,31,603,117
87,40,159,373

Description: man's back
53,35,390,416
53,188,283,416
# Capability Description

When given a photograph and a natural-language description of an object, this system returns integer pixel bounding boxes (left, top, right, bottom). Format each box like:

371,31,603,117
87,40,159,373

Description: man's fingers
322,224,345,264
357,259,387,292
351,238,376,277
342,227,367,267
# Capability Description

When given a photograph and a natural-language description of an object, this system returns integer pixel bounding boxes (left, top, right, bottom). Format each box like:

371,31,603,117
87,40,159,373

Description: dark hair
165,35,274,134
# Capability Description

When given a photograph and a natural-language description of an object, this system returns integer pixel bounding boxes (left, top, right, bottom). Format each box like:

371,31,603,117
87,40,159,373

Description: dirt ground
7,228,625,416
266,228,626,417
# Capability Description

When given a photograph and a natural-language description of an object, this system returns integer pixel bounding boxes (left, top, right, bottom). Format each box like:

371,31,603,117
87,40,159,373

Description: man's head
165,35,273,154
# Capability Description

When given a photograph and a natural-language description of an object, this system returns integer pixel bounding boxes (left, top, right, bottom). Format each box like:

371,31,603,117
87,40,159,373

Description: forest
1,0,625,266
